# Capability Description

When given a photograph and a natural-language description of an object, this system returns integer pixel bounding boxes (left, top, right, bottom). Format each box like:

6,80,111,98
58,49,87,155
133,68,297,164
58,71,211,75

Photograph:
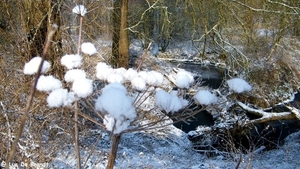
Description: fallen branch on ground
286,105,300,121
236,101,296,123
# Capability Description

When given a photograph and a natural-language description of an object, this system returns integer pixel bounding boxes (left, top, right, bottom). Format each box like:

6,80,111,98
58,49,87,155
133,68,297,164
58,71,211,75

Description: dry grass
0,2,113,166
0,50,109,166
0,1,299,168
0,51,68,163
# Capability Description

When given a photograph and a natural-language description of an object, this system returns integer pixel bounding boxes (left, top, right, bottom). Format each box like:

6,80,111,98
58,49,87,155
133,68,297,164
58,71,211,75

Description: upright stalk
74,101,81,169
74,15,84,169
106,134,121,169
77,16,83,55
5,24,58,169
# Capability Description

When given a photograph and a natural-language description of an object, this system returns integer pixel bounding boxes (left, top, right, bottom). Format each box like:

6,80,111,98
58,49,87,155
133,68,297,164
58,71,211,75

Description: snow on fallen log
286,105,300,121
236,101,295,123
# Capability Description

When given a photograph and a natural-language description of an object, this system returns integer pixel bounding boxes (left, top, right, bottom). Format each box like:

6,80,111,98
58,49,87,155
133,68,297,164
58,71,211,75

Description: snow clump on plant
72,78,93,98
175,69,194,88
95,82,136,134
61,54,82,69
124,68,138,81
47,88,76,108
72,5,87,16
194,90,218,105
81,42,97,55
64,69,86,82
155,89,189,113
36,75,62,92
23,56,51,75
227,78,252,93
106,68,127,84
141,71,164,86
107,73,124,84
96,62,113,81
131,76,147,91
103,115,132,134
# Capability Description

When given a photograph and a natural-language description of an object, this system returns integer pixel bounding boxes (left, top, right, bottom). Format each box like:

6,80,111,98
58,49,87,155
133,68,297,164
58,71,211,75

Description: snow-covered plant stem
106,134,121,169
77,15,83,55
5,24,58,169
74,14,84,169
74,100,81,169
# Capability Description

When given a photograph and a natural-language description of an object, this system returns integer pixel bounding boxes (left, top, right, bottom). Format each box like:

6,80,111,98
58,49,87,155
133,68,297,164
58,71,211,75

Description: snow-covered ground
48,38,300,169
2,125,299,168
46,125,300,169
2,35,300,169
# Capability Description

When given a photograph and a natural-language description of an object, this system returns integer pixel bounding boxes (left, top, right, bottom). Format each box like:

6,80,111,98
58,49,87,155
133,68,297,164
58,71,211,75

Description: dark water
291,91,300,109
168,61,300,153
173,110,214,132
167,61,224,132
169,61,224,89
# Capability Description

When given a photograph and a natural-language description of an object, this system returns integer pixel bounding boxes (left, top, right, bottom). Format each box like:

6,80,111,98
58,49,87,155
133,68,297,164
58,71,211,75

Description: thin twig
123,107,205,134
83,131,103,168
232,0,299,15
136,42,152,71
235,153,243,169
5,24,58,169
77,16,83,55
74,14,84,169
77,111,105,128
74,101,81,169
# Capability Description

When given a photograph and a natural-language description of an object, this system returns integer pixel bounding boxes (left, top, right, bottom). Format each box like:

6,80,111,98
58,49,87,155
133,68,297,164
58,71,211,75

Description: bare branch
237,101,296,124
5,24,58,169
232,0,299,15
126,0,160,33
267,0,300,15
193,23,219,42
286,106,300,121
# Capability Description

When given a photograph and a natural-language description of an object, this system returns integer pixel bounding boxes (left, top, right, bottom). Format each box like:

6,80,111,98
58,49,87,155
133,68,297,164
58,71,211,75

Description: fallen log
236,101,296,123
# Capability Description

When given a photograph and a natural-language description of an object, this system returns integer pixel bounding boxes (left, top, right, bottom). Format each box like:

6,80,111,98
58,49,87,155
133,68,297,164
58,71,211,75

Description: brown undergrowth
0,51,105,166
0,31,102,168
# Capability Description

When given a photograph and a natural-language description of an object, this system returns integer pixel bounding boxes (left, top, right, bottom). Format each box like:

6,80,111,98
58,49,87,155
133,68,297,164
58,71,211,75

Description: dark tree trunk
22,0,64,78
111,0,129,68
25,0,49,58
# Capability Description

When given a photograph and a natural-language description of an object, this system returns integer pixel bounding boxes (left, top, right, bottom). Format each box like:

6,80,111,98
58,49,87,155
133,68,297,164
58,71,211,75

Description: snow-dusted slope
48,125,300,169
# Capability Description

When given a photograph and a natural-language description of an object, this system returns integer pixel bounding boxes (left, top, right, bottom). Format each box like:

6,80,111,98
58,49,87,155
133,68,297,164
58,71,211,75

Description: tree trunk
24,0,49,58
106,134,121,169
111,0,129,68
23,0,63,77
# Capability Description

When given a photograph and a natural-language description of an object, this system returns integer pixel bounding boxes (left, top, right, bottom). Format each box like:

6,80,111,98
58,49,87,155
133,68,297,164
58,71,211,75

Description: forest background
0,0,300,168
